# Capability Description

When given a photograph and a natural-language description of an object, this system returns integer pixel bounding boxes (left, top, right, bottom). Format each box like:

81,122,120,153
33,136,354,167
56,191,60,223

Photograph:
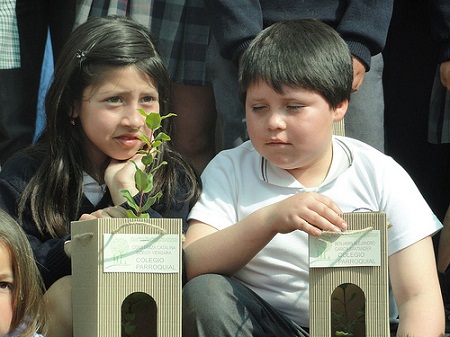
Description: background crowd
0,0,449,336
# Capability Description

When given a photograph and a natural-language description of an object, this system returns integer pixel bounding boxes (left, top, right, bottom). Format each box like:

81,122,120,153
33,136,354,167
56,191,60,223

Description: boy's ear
332,99,348,122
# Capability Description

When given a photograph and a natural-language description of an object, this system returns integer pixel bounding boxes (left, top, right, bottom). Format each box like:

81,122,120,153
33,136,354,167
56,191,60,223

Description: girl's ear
332,99,348,122
70,103,80,119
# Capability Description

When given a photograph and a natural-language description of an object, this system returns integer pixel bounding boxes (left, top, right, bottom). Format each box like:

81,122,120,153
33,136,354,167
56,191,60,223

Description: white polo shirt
188,136,442,327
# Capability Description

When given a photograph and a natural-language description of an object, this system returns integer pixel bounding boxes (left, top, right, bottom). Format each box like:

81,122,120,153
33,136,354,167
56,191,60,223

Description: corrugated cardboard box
71,218,182,336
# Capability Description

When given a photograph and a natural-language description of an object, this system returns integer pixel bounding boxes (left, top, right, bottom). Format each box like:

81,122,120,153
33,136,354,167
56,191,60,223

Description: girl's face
245,80,347,186
73,66,159,170
0,243,13,337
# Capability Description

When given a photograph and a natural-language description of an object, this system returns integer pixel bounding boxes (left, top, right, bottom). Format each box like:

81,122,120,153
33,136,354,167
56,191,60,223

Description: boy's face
245,81,346,184
0,243,13,337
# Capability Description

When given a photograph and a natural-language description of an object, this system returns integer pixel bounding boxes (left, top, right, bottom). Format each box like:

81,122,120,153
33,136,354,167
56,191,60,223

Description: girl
0,16,201,337
0,209,45,337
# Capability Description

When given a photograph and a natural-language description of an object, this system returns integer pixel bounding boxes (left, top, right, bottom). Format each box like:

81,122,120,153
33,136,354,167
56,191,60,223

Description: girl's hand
104,153,145,205
262,192,347,236
79,206,128,220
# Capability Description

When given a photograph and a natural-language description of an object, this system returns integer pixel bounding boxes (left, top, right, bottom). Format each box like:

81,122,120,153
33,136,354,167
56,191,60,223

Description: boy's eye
251,105,266,112
287,105,304,110
0,281,13,292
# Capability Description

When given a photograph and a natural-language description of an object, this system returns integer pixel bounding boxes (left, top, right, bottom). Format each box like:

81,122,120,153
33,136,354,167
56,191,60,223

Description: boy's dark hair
239,19,353,109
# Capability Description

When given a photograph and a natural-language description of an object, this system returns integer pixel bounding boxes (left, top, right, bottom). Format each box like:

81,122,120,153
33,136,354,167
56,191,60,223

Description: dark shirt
0,151,191,288
430,0,450,63
204,0,393,70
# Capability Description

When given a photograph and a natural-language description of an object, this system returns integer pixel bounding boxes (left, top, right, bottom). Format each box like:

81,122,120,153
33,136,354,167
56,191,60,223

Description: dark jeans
0,0,75,164
183,274,309,337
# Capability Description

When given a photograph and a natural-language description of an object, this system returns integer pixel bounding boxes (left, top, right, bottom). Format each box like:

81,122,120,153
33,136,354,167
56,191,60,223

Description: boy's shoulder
335,136,388,159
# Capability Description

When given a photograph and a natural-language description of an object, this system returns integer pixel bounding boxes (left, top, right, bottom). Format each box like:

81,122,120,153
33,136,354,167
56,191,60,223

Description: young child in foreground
182,19,445,336
0,16,200,337
0,209,45,337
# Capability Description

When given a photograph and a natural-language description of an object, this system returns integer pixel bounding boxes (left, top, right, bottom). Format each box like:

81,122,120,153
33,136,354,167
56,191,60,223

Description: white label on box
309,230,381,268
103,234,180,273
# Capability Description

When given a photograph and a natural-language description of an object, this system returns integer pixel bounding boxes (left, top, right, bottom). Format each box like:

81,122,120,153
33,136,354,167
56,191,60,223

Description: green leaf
140,192,162,211
124,313,136,322
137,134,151,148
141,154,154,166
124,322,136,336
137,108,149,118
161,112,177,120
125,209,138,218
134,169,152,193
151,140,163,148
145,112,162,130
121,190,139,213
154,132,171,141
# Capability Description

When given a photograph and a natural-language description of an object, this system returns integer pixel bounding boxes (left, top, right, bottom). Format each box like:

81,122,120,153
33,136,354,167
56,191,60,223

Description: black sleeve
0,152,71,289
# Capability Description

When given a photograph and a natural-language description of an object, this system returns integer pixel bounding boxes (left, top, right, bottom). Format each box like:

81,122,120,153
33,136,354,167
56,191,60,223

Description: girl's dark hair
19,16,200,237
239,19,353,110
0,209,46,335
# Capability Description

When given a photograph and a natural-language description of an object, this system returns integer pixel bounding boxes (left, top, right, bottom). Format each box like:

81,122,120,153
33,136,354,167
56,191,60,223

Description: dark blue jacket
205,0,393,70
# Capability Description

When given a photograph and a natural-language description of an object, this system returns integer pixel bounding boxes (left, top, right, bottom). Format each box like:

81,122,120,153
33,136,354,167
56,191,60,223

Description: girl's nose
124,105,145,129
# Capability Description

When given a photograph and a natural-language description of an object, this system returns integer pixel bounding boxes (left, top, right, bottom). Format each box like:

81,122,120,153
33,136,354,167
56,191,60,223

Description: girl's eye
141,96,156,103
106,96,122,103
0,281,13,292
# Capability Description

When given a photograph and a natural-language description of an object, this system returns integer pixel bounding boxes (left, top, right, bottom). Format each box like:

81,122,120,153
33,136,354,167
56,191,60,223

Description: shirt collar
258,136,353,189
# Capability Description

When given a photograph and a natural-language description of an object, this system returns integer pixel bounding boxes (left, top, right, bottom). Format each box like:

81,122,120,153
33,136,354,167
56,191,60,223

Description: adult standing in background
427,0,450,320
75,0,217,174
204,0,393,152
0,0,76,165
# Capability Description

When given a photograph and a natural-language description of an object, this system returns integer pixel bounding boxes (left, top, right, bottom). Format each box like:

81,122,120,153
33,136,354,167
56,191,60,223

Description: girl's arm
184,192,346,280
389,236,445,336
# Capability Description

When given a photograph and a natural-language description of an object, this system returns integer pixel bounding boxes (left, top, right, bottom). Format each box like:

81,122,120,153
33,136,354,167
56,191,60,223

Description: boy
182,19,445,336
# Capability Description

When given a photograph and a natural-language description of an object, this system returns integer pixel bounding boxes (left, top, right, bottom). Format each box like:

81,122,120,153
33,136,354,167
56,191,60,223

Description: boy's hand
264,192,347,236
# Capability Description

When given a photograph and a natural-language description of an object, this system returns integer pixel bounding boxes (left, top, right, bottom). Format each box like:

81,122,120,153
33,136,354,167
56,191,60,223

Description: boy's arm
389,236,445,336
184,192,346,281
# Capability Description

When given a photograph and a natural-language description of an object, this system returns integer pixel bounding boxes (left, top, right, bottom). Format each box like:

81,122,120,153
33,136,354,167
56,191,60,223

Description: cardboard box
71,218,182,336
309,212,389,336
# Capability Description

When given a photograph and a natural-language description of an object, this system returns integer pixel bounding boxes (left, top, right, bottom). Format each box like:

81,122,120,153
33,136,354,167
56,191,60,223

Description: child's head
0,209,45,337
239,19,353,110
41,15,170,163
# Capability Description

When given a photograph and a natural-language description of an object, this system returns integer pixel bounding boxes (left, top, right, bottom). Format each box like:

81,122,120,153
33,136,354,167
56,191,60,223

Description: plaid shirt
75,0,210,85
0,0,20,69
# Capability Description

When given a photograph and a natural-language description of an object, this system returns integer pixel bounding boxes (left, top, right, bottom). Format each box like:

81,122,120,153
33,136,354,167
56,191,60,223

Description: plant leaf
161,112,177,120
145,112,162,130
141,154,154,166
154,132,171,141
134,169,152,192
121,190,139,213
125,209,138,218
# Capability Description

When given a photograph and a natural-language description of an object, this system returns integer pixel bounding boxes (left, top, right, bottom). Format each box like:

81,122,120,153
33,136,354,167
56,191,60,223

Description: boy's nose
267,111,286,130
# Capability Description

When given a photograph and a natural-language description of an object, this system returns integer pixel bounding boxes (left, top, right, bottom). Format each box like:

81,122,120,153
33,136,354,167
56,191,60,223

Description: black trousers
0,0,75,164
